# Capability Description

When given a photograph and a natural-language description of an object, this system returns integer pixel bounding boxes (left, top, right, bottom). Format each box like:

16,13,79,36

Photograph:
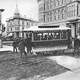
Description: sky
0,0,38,25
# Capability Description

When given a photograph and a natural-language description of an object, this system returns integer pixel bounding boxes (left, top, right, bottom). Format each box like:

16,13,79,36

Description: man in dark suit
12,39,18,53
25,37,32,55
74,38,80,49
18,39,27,58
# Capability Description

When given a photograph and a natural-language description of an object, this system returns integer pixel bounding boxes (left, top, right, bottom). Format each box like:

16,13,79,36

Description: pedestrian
27,37,32,55
74,38,79,49
77,36,80,48
12,39,17,53
18,39,27,58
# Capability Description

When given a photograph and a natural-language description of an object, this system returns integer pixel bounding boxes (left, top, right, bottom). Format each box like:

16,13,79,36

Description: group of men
12,37,32,58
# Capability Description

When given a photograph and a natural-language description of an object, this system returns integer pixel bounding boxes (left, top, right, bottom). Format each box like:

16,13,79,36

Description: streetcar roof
23,26,71,31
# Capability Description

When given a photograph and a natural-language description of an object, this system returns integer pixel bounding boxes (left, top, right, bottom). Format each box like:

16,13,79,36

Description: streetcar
23,26,71,55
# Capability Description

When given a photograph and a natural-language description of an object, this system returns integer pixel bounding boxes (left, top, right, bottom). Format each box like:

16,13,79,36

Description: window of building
52,10,54,21
15,19,18,25
62,0,63,5
50,0,53,9
18,20,20,25
62,8,65,19
11,28,12,31
46,14,49,22
7,28,9,32
44,14,45,22
59,0,62,6
45,0,49,10
10,21,12,26
53,0,56,8
58,9,60,20
8,22,11,27
71,0,75,2
69,6,72,17
45,13,47,22
78,23,80,35
63,0,66,5
60,9,62,20
56,10,58,20
24,21,26,26
45,12,50,22
20,20,22,26
55,0,59,7
22,20,24,25
27,22,28,25
50,11,52,22
39,13,44,22
54,10,56,20
15,27,19,31
66,0,71,4
73,4,76,17
39,3,44,12
59,0,63,6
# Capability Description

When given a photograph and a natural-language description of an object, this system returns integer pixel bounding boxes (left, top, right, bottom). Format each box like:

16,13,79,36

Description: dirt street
0,52,69,80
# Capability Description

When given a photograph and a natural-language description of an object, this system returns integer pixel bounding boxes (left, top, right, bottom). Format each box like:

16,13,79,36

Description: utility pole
0,9,4,48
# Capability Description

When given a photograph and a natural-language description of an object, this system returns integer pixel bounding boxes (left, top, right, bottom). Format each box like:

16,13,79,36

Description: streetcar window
33,30,67,41
48,33,53,40
55,32,60,39
34,32,41,41
52,32,60,39
41,33,48,40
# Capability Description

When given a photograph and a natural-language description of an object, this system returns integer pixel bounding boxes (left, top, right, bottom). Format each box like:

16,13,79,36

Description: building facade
6,6,38,38
38,0,78,23
38,0,80,47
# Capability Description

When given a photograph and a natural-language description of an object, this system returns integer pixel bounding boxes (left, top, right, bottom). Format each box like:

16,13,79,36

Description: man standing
74,38,79,49
27,37,32,55
18,39,26,58
12,39,17,53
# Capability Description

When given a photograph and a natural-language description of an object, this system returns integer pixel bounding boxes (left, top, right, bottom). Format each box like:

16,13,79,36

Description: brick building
37,0,80,47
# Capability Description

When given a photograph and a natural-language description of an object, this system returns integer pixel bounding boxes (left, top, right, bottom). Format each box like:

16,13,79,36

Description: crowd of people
12,37,32,58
